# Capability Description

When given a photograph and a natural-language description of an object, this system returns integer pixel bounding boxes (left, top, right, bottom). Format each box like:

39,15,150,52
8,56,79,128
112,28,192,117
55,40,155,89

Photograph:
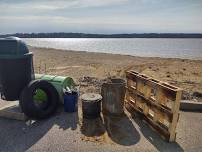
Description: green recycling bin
35,74,75,104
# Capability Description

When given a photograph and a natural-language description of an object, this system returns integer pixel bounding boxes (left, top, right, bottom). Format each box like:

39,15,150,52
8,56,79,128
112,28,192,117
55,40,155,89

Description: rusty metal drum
81,93,102,119
101,78,126,115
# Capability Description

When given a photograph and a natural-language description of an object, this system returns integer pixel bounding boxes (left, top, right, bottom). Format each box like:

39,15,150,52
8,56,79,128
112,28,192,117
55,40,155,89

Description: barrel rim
81,93,102,102
102,78,126,85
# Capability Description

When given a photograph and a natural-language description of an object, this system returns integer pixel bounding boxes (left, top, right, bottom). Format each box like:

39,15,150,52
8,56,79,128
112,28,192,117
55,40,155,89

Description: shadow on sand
0,106,79,152
81,116,105,137
103,112,140,146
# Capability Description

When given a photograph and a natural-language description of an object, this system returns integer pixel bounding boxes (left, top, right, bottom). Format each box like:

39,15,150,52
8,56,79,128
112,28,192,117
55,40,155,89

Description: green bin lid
0,37,29,57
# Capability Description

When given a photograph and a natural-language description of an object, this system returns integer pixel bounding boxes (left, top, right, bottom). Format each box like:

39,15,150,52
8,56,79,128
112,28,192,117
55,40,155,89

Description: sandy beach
30,46,202,101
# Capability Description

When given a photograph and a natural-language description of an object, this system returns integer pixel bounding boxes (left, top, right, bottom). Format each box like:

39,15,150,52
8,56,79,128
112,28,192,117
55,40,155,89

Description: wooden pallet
125,70,182,142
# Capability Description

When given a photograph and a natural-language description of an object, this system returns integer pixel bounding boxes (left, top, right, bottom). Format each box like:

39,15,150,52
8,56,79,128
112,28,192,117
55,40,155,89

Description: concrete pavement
0,100,202,152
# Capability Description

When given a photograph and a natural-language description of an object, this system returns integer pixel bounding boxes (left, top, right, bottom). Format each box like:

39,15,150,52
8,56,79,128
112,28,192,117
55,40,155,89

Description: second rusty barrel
101,78,126,115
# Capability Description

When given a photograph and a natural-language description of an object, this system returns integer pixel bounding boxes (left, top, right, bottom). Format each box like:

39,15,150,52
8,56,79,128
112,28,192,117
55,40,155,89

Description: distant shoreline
24,37,202,60
29,46,202,61
1,32,202,38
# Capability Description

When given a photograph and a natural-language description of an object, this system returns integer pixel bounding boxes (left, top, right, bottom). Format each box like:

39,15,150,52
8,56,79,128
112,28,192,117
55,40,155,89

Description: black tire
20,80,59,119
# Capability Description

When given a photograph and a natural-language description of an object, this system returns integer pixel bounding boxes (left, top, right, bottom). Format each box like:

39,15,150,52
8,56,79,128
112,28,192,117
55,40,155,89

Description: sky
0,0,202,34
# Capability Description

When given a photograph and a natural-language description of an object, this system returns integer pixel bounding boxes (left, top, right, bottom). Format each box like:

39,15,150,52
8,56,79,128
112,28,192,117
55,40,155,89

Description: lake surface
23,38,202,59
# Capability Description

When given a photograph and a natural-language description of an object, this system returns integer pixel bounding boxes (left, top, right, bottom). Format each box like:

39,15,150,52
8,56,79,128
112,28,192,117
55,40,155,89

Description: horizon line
1,32,202,35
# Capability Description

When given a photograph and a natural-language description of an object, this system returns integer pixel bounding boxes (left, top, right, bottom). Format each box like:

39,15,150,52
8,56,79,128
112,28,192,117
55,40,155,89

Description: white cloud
71,0,128,8
0,0,128,11
1,14,201,31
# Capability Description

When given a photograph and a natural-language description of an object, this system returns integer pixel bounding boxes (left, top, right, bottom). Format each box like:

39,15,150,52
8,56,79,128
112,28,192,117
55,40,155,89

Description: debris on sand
79,76,102,87
182,91,202,102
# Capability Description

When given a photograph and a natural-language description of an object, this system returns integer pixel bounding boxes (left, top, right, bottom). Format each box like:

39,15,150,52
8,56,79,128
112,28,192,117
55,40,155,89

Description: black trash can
0,37,34,101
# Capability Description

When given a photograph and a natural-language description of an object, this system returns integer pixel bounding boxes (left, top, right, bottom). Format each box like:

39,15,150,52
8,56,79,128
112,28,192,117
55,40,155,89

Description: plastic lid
81,93,102,102
0,37,29,56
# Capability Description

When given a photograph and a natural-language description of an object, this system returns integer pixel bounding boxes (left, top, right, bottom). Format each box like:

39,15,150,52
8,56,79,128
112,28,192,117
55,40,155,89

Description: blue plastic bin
64,91,78,112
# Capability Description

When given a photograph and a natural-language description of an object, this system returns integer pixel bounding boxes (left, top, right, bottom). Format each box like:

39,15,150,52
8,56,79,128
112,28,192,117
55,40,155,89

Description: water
23,38,202,59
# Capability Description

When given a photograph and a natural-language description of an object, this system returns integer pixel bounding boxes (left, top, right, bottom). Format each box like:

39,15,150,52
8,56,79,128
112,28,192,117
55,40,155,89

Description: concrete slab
180,100,202,111
0,99,27,121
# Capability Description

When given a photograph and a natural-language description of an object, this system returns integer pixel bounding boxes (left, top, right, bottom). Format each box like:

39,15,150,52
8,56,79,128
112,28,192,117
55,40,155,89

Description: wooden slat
168,90,182,141
126,71,182,92
127,86,173,122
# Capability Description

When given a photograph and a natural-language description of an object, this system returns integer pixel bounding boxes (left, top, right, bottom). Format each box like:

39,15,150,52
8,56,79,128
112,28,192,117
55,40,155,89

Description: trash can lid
81,93,102,102
0,37,29,57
